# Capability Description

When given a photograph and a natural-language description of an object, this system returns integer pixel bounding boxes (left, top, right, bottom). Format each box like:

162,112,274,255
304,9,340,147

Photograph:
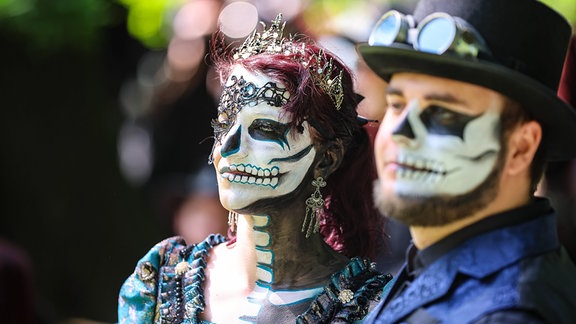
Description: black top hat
358,0,576,161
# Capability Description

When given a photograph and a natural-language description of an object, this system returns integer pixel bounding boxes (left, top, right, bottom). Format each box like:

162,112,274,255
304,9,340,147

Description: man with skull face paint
118,14,392,324
360,0,576,323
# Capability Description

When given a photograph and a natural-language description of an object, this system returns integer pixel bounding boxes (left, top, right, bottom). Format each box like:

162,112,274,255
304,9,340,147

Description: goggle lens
417,17,456,54
367,11,490,59
368,12,402,46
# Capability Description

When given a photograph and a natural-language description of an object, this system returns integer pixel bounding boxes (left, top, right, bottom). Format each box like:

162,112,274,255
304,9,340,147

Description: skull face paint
212,66,316,211
374,73,507,200
390,99,501,196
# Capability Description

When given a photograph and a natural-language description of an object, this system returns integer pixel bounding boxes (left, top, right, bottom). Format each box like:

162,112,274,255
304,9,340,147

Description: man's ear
506,120,542,176
314,139,345,179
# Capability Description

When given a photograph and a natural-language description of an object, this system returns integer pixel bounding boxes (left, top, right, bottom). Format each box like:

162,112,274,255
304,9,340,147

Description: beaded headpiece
212,75,290,144
232,13,344,110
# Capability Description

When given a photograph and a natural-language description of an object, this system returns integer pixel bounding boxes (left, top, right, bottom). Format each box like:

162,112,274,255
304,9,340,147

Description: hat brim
358,43,576,161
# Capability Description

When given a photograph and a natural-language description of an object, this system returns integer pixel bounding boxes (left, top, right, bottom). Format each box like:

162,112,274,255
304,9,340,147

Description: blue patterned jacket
365,205,576,324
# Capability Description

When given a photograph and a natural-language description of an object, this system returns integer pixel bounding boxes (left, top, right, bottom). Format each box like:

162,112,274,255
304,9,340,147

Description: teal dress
118,234,392,323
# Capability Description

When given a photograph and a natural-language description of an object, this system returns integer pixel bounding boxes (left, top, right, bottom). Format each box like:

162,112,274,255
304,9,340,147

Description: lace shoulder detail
296,257,393,324
118,236,188,324
155,234,226,324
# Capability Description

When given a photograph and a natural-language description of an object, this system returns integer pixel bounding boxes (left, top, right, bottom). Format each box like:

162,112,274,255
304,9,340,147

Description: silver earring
302,177,326,238
228,211,238,233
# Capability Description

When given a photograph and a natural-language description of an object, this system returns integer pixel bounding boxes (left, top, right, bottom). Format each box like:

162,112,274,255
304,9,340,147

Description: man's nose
392,113,416,140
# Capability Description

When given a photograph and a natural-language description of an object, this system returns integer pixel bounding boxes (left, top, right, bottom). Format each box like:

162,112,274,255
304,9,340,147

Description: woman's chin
219,191,252,212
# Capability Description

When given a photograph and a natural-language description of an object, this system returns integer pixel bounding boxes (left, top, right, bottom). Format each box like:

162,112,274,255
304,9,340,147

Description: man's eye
420,105,477,137
427,105,465,126
386,97,405,113
432,107,457,124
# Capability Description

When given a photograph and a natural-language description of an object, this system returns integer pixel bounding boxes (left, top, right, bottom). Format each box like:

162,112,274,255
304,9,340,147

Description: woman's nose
220,126,242,157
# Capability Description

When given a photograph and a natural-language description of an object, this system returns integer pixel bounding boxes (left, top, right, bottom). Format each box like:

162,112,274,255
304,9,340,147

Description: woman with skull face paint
118,14,391,324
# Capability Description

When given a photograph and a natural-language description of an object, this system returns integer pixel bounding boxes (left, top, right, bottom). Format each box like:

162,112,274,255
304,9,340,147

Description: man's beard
373,147,505,227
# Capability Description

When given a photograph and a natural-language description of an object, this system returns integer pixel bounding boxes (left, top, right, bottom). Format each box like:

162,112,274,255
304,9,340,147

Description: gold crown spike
310,51,344,110
233,14,286,60
232,14,344,110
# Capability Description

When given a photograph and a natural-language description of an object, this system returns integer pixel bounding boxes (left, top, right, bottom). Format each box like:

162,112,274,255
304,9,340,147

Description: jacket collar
376,210,559,323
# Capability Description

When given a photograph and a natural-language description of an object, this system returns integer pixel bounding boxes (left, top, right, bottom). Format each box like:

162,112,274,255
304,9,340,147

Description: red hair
211,32,385,259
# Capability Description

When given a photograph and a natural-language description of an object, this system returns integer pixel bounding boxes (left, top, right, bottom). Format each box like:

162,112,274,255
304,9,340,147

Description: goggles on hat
368,10,492,59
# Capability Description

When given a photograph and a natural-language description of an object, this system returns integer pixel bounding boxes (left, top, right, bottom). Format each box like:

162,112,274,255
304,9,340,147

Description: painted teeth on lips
221,164,280,188
396,155,447,175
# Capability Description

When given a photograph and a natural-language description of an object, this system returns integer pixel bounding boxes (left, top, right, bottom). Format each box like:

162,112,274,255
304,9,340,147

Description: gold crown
232,14,344,110
233,14,288,60
309,51,344,110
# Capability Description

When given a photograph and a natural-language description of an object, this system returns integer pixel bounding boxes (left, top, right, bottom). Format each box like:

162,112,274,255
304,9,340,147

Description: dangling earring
228,211,238,233
302,177,327,238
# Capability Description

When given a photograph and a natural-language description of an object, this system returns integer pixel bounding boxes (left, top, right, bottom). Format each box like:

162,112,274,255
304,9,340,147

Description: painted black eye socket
248,118,290,148
428,105,460,125
421,105,477,138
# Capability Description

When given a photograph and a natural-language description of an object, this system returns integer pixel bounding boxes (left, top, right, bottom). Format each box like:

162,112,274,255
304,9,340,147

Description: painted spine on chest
238,215,323,323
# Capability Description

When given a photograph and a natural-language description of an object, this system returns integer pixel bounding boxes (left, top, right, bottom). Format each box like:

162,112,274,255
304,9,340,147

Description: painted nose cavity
392,114,416,140
221,125,241,157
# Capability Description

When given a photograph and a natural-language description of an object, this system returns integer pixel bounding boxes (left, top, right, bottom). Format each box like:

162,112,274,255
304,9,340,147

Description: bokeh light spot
173,0,220,40
218,2,259,39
